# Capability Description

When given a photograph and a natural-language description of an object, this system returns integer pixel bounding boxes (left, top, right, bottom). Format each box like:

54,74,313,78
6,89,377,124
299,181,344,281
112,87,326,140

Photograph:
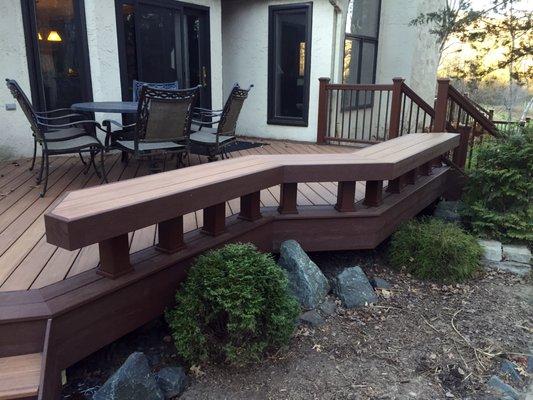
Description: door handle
202,66,207,88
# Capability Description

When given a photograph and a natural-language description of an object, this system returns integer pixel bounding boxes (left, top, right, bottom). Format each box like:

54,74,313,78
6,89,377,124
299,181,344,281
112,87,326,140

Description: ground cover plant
389,217,481,283
166,243,299,366
461,128,533,245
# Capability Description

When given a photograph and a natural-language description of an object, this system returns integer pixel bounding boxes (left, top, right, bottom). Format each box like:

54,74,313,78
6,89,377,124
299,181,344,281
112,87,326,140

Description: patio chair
5,79,90,172
6,79,107,197
190,84,253,161
112,85,200,169
132,80,179,102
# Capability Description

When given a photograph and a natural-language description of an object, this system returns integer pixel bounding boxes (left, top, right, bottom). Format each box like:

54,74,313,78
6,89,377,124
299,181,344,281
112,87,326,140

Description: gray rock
434,201,463,223
528,354,533,373
502,244,531,264
484,261,531,277
478,239,502,262
501,360,522,383
278,240,330,310
93,352,164,400
318,298,337,316
155,366,188,399
487,375,520,400
332,266,378,308
370,277,391,290
299,310,325,327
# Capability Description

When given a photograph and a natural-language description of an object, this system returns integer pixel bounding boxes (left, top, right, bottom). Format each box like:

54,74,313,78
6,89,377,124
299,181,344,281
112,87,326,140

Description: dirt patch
62,250,532,399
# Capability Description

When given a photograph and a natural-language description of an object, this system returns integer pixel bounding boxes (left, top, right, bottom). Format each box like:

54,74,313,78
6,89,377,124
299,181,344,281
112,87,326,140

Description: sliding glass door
115,0,211,108
21,0,92,111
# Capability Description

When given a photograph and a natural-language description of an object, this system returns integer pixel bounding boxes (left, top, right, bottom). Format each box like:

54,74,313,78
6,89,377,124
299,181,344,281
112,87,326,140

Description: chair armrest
35,108,77,115
102,119,136,130
37,120,102,129
194,107,223,113
36,113,87,121
191,118,221,126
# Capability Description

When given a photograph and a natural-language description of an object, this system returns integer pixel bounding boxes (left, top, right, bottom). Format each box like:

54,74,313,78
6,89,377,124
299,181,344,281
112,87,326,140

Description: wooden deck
0,140,356,292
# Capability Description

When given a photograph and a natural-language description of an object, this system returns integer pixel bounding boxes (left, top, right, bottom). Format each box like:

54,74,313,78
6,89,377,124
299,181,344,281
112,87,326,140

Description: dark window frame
20,0,93,111
267,3,313,127
342,0,381,110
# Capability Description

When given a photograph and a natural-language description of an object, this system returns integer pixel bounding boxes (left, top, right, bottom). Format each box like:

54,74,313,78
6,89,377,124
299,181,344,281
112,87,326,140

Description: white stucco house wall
0,0,442,159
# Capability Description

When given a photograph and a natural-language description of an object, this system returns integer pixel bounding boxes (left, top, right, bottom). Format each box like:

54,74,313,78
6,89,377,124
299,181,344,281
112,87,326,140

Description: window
343,0,380,107
268,4,312,126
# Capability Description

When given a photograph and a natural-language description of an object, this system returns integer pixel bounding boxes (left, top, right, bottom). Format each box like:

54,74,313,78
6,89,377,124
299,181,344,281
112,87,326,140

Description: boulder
278,240,330,310
317,298,337,316
156,366,188,399
478,240,502,262
93,352,164,400
487,375,519,400
331,267,378,308
433,201,463,223
500,360,522,383
299,310,325,327
370,277,391,290
502,245,531,264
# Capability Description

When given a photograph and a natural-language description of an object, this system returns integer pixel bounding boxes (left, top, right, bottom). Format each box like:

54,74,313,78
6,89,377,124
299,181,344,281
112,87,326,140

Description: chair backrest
217,84,253,136
5,79,43,140
132,80,179,102
134,85,199,148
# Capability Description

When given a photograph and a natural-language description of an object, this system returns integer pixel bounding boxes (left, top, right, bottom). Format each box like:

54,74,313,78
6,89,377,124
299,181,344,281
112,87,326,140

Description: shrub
166,243,299,366
389,218,481,283
461,129,532,244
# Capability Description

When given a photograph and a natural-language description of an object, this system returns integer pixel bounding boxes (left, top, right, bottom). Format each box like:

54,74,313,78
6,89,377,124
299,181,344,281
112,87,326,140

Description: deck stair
0,353,41,399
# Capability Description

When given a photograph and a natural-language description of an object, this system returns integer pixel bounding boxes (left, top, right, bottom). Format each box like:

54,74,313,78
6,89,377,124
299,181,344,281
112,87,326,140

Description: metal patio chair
6,79,107,197
112,85,199,169
5,79,91,172
190,84,253,161
132,80,179,102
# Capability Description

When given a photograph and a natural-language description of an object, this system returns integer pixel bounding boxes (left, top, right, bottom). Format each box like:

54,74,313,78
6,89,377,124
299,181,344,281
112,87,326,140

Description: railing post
202,203,226,236
453,126,471,169
388,77,404,139
239,191,262,221
157,216,185,253
335,181,356,212
316,77,330,144
363,180,383,207
278,183,298,214
97,234,133,279
433,78,450,132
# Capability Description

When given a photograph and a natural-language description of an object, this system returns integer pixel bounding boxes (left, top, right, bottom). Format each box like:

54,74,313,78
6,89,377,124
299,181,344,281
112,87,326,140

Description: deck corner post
239,191,262,221
453,126,471,169
316,77,331,144
388,77,404,139
335,181,356,212
97,234,133,279
363,180,384,207
278,183,298,214
157,216,185,253
202,202,226,236
433,78,450,132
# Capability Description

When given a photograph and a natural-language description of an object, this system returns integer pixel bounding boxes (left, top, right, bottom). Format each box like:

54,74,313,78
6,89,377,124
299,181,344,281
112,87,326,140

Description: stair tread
0,353,41,399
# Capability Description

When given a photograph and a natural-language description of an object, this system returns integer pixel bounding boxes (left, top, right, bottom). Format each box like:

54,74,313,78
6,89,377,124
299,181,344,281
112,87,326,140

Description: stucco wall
221,0,340,142
0,0,34,160
0,0,222,160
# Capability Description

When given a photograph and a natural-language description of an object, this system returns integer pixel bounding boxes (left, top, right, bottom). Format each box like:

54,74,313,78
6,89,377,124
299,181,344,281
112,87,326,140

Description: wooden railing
317,77,435,145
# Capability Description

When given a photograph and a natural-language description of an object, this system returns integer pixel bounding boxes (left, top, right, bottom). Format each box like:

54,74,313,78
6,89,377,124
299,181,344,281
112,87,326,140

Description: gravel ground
63,249,532,400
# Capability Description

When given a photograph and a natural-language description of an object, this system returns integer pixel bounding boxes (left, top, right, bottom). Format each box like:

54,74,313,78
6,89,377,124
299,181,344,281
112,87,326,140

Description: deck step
0,353,41,399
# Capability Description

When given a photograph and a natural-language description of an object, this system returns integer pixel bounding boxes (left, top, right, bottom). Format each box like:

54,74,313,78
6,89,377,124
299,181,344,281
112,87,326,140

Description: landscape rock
500,360,522,383
478,239,502,262
155,366,188,399
433,200,463,223
331,266,378,308
278,240,330,310
487,375,520,400
317,298,337,316
485,261,531,277
299,310,325,327
502,244,531,264
93,352,164,400
370,277,391,290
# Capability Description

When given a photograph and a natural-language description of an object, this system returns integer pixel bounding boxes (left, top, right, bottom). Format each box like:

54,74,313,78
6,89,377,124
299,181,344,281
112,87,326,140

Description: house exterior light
47,30,62,42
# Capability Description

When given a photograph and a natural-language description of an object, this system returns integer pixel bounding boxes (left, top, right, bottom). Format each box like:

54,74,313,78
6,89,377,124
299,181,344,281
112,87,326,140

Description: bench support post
278,183,298,214
419,162,432,176
239,191,262,221
405,169,417,185
202,203,226,236
363,180,383,207
97,234,133,279
157,216,185,253
335,181,356,212
387,176,404,194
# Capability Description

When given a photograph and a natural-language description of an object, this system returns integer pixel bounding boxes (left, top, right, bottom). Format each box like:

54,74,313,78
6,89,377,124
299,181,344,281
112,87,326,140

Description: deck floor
0,139,362,292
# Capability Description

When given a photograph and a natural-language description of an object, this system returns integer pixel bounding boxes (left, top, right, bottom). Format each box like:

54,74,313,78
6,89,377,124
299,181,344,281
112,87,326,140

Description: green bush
166,243,299,366
461,129,532,244
389,218,481,283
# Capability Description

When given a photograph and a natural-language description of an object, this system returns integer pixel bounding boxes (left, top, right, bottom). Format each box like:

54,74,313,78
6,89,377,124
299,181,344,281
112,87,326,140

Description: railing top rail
45,133,458,251
325,83,394,91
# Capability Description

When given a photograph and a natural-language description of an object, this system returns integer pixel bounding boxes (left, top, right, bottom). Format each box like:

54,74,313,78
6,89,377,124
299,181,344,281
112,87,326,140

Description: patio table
71,101,138,114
